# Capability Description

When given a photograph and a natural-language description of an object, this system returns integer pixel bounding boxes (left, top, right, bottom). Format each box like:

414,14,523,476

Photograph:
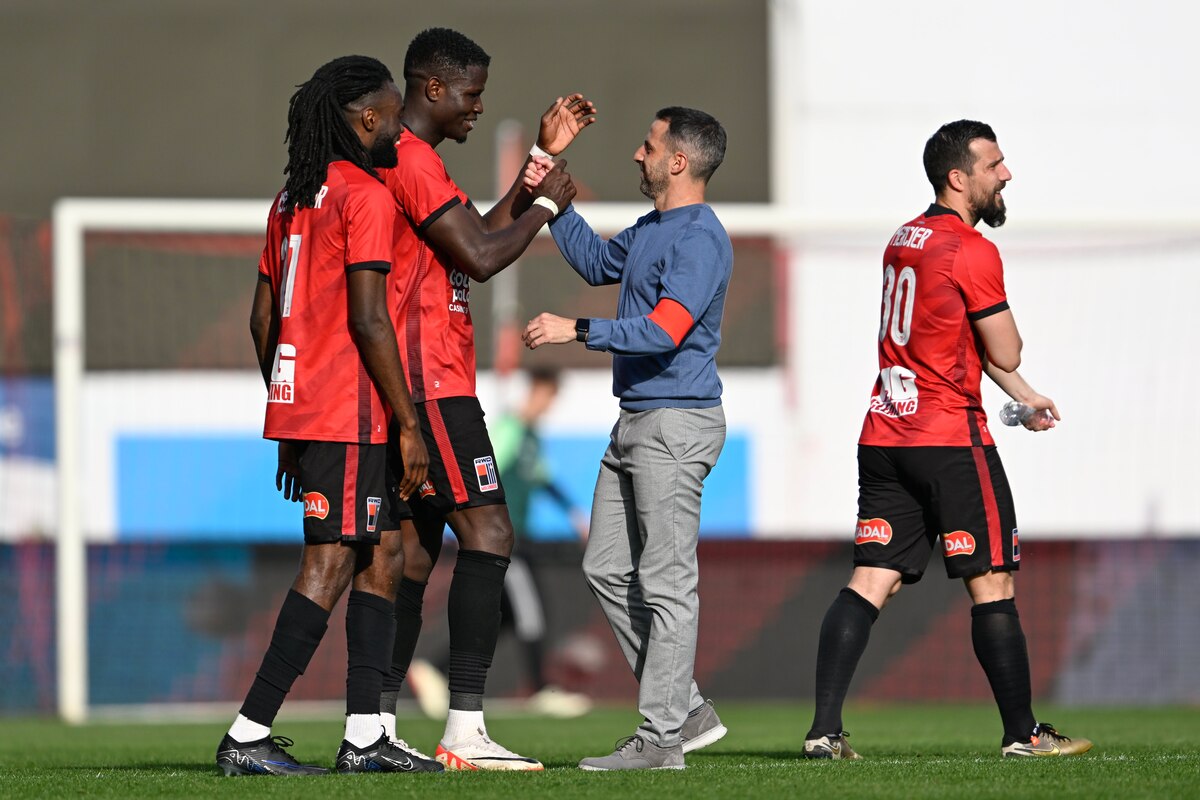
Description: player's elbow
348,311,391,346
988,350,1022,373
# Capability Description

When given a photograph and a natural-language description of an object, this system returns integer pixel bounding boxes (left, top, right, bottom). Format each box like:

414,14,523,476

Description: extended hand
1023,394,1060,432
523,155,554,190
538,93,597,156
522,312,579,350
276,440,303,501
396,426,429,499
533,161,576,210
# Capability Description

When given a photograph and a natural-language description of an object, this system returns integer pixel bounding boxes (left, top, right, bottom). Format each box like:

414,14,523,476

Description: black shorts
392,396,506,517
853,444,1020,583
297,440,409,544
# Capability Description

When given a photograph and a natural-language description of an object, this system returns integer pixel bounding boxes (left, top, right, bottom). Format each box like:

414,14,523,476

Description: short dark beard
978,197,1006,228
369,136,399,168
639,164,667,200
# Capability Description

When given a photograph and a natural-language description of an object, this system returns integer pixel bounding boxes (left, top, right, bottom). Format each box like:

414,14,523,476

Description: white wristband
529,143,554,160
532,195,560,218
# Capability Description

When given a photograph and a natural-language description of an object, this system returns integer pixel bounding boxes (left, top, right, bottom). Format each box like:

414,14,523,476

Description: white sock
344,714,384,749
443,709,486,745
381,711,397,741
228,714,270,743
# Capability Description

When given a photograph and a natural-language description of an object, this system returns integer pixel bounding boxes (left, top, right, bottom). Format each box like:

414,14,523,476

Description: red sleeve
957,237,1008,320
343,180,396,271
385,140,464,230
258,193,284,285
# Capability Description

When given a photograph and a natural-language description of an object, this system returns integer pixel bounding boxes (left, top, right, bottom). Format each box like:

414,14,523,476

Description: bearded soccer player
216,56,442,776
801,120,1092,760
376,27,588,771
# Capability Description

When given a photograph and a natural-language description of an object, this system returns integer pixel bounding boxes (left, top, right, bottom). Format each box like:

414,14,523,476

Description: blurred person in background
217,55,441,776
376,26,591,771
406,367,592,720
801,120,1092,760
522,106,732,771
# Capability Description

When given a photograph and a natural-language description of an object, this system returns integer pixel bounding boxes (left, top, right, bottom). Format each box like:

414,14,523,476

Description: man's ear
947,168,967,193
670,151,689,177
360,105,380,133
424,76,443,103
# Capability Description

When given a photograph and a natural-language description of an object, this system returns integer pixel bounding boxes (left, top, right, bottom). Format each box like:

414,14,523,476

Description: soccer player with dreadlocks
215,55,442,776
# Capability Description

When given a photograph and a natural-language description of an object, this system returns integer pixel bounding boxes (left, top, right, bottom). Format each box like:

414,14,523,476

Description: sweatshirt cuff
585,317,612,350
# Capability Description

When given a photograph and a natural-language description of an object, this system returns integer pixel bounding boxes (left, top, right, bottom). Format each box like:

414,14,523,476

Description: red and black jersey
859,205,1008,448
383,128,478,403
258,161,395,444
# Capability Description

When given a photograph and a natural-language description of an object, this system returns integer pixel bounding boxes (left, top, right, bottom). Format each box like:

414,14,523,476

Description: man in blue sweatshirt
522,107,732,770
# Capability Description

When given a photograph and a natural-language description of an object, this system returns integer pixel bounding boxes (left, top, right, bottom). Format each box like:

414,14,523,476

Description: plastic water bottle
999,400,1041,426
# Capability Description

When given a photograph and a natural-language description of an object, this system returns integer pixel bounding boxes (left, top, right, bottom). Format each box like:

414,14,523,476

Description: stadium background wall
1,538,1196,713
2,1,1199,715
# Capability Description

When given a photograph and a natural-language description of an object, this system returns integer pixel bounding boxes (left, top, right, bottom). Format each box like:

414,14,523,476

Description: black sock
523,638,547,691
971,598,1037,745
346,590,396,716
240,589,329,726
447,549,509,706
807,588,879,739
381,577,426,714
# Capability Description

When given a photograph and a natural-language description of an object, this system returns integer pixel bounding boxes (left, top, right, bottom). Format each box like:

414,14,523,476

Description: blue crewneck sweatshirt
549,203,733,411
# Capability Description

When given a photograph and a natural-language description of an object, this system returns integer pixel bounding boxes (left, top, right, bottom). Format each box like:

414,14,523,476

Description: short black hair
655,107,727,183
282,55,394,212
403,27,490,83
923,119,997,193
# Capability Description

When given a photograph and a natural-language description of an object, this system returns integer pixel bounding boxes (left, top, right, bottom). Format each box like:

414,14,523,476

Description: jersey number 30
879,264,915,346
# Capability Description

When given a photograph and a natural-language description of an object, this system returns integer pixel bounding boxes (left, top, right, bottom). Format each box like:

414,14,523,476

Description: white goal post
52,197,1200,723
50,197,814,723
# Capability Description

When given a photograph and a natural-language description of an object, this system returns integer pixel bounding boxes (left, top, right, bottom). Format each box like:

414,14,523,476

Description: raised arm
424,162,576,283
484,93,596,229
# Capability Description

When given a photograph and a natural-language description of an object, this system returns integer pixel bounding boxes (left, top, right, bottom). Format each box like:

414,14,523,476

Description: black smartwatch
575,318,590,343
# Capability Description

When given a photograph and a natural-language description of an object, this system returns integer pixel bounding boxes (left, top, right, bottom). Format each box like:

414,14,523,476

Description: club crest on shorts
1012,528,1020,561
366,496,382,532
855,517,893,545
943,530,976,557
474,456,498,492
303,492,329,519
419,480,436,498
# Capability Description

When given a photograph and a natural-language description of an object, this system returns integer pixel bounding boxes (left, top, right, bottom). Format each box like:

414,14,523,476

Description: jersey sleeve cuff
968,300,1009,321
257,271,271,283
418,197,462,232
346,260,391,274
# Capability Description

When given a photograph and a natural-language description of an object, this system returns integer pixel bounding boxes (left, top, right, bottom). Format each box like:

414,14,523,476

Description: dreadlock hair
403,27,490,85
282,55,394,212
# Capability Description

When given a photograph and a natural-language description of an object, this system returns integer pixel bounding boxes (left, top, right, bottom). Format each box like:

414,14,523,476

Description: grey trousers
582,405,726,746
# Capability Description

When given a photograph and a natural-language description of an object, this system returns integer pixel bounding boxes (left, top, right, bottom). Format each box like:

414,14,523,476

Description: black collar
925,203,962,222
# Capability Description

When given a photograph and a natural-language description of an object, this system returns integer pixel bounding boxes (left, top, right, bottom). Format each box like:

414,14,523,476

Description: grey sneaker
578,735,685,771
802,731,862,760
680,699,728,753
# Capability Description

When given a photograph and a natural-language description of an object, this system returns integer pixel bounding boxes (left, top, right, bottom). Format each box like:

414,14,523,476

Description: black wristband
575,318,590,343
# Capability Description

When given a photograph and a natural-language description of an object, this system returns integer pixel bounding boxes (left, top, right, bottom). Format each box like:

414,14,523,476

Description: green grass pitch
1,704,1197,798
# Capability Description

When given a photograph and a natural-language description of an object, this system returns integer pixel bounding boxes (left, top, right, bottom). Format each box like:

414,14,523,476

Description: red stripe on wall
971,446,1003,567
342,444,359,538
425,400,469,504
